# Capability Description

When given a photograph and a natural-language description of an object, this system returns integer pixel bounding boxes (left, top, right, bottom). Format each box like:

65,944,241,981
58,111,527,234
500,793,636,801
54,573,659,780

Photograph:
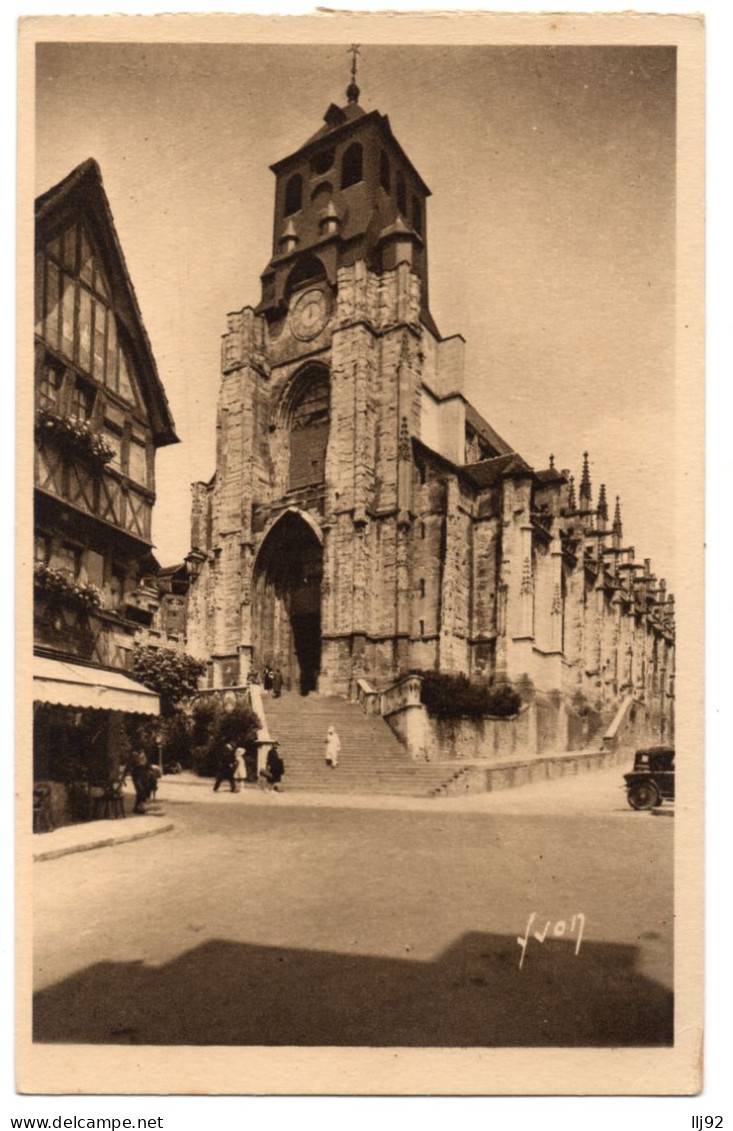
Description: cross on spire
346,44,361,103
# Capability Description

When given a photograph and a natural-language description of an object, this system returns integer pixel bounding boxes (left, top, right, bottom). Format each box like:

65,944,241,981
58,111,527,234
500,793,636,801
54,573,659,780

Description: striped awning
33,655,160,715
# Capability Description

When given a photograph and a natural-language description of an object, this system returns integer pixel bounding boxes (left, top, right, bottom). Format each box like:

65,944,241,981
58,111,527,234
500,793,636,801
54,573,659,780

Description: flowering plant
35,408,115,472
34,563,103,613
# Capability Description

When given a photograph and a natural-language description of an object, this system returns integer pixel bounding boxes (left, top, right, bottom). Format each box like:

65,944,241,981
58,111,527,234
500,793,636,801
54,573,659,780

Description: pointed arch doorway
252,510,323,695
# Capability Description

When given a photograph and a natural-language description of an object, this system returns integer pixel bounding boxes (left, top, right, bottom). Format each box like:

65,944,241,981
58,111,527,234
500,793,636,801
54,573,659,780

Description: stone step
258,691,448,796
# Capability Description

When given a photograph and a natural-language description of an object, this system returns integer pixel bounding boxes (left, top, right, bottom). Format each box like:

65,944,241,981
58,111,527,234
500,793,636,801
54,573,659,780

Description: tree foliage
131,644,206,713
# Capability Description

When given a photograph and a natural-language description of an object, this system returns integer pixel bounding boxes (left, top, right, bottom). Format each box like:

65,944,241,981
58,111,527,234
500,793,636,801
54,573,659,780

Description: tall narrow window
69,379,95,422
284,174,302,217
56,542,82,579
396,171,407,216
34,533,51,566
380,151,391,192
38,362,63,411
341,143,363,189
289,369,330,489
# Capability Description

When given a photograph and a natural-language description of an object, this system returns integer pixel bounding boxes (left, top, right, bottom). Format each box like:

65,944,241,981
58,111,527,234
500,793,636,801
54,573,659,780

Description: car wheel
627,782,660,810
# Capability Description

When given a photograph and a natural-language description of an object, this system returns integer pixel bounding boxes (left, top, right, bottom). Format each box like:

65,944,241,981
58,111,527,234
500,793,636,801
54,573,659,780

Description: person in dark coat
259,742,285,791
272,668,283,698
124,749,151,814
213,742,238,793
263,666,274,694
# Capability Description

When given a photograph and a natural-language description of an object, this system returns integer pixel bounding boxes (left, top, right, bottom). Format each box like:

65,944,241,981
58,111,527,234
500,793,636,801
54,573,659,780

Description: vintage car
624,746,675,810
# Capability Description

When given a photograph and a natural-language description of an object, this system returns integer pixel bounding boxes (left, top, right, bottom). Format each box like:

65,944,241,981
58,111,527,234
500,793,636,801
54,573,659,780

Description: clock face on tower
289,286,332,341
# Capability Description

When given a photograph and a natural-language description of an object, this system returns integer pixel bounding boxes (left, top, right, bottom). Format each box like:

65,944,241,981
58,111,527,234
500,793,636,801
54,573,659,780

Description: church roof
464,404,514,457
304,99,367,145
270,106,431,197
35,158,179,448
535,467,568,485
463,452,534,488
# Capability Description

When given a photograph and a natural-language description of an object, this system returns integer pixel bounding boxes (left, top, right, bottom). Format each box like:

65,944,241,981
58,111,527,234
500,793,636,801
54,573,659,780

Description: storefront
33,656,160,829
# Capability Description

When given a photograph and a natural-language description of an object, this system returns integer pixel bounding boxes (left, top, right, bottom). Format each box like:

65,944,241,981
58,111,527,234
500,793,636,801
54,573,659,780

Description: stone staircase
261,692,454,796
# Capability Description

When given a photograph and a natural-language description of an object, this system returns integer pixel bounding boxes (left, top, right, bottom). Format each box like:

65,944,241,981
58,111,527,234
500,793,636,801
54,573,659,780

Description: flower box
35,408,115,474
34,563,104,614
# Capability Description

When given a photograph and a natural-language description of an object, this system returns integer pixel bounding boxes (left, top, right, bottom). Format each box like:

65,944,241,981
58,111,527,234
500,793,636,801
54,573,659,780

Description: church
184,66,674,743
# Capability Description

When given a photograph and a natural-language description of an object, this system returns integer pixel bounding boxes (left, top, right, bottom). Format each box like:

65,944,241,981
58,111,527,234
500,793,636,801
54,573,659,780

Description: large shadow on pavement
34,931,672,1047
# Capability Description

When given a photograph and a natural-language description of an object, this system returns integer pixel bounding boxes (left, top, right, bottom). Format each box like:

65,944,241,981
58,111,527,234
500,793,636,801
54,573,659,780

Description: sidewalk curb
34,821,174,862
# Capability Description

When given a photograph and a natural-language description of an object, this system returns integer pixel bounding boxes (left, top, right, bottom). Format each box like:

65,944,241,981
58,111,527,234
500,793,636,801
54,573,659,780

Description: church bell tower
187,55,449,695
257,51,438,338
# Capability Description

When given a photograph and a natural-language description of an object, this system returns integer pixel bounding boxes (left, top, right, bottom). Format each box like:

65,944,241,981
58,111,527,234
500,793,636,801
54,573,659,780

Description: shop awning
33,656,160,715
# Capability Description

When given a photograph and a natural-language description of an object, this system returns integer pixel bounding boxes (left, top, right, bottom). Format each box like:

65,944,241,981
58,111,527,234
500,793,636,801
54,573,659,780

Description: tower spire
579,450,592,507
347,44,361,104
612,495,623,547
597,482,608,523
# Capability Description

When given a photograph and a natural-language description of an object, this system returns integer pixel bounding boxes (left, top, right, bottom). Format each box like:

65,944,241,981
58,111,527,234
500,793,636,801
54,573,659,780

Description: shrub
159,712,193,770
412,670,521,720
191,697,220,747
212,702,259,751
189,698,259,777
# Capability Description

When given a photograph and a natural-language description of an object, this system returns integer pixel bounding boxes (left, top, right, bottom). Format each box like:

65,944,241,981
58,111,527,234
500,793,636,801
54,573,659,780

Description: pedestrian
213,742,238,793
148,762,161,803
324,726,341,769
263,666,274,695
124,748,151,814
272,668,283,698
267,742,285,791
234,745,246,790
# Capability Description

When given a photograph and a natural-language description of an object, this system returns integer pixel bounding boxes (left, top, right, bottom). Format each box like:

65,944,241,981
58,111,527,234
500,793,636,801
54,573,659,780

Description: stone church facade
185,79,675,738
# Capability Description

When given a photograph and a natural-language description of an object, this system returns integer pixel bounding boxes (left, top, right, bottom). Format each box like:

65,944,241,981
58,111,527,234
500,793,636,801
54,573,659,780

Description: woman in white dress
234,746,247,790
324,726,341,769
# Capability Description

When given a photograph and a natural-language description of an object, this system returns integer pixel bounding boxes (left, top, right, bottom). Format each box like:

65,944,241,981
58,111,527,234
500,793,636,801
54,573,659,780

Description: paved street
33,756,673,1047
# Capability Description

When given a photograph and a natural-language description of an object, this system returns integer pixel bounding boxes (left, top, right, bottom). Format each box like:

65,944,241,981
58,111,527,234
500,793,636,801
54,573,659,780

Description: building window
288,369,330,489
56,542,82,579
341,143,363,189
396,171,407,216
419,619,425,637
128,437,148,486
38,220,140,407
34,533,51,566
311,149,334,175
109,568,126,608
38,362,63,410
419,578,426,599
412,194,423,235
380,151,391,193
416,461,426,486
284,174,302,217
69,379,95,422
311,181,333,204
420,521,426,540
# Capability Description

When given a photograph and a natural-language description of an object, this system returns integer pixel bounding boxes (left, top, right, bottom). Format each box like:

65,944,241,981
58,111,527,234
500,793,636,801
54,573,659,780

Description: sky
35,42,677,588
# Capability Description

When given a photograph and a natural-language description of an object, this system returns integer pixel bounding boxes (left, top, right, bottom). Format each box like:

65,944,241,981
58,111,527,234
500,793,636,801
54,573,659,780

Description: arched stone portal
252,510,323,695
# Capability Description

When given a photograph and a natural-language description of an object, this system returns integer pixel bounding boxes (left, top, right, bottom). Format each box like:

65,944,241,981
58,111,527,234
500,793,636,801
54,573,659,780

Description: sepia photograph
16,11,704,1097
